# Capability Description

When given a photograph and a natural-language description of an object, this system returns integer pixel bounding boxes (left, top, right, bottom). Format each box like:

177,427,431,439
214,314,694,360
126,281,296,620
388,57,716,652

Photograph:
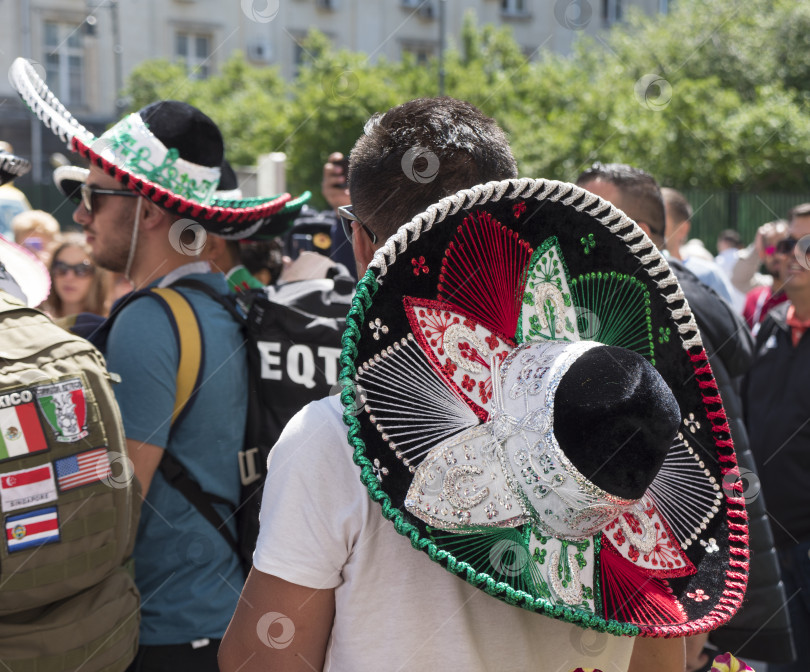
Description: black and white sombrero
339,178,748,638
0,151,31,187
10,57,291,239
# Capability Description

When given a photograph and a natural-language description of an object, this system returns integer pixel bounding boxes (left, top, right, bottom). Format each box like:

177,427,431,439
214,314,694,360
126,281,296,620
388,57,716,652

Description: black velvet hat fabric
139,101,223,169
555,346,681,500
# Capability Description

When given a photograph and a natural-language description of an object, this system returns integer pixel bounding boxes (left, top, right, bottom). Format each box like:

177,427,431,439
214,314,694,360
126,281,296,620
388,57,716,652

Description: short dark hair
576,162,666,243
717,228,742,248
788,203,810,223
349,97,518,240
661,187,692,225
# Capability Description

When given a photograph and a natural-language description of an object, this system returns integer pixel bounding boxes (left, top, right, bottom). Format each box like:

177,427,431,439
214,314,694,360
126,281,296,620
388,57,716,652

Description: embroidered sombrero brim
216,190,312,241
339,178,748,637
10,57,291,238
53,165,310,242
0,151,31,186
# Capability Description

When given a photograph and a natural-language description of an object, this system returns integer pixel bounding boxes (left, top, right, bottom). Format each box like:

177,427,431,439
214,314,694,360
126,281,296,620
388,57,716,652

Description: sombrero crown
340,178,748,637
9,57,297,239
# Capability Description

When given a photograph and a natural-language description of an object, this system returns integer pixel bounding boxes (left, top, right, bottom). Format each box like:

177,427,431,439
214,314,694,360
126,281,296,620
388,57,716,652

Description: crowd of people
0,54,807,672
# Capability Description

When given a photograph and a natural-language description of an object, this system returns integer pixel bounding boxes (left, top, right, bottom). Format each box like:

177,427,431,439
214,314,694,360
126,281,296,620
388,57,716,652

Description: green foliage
123,0,810,208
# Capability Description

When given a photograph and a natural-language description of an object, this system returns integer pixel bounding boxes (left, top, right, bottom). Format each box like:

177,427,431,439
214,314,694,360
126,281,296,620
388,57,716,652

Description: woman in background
41,232,110,318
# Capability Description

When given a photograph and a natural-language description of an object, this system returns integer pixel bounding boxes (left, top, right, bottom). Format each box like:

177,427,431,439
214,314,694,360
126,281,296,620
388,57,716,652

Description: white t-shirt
254,395,636,672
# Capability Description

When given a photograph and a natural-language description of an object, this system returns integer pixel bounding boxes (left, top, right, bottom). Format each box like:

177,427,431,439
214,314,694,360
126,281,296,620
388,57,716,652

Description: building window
501,0,528,17
44,21,84,105
401,42,436,65
602,0,623,26
175,32,212,79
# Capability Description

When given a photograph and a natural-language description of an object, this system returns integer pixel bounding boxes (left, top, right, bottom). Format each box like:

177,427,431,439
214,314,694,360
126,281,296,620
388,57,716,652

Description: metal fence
18,182,810,252
683,190,810,252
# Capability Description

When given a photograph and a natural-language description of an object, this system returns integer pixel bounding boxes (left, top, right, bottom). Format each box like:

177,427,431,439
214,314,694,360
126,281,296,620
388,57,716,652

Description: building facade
0,0,662,184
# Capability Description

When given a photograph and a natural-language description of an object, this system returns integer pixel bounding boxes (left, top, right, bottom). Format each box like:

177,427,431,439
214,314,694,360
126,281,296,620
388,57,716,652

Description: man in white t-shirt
219,98,684,672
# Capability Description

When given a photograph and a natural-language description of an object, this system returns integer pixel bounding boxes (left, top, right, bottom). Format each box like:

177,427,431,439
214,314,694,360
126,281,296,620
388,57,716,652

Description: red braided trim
728,534,749,544
729,559,750,569
728,522,748,532
727,571,748,581
73,139,293,223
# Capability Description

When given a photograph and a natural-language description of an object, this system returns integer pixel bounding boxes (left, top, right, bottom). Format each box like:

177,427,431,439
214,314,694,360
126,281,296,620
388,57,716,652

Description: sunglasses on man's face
338,205,377,244
79,183,138,213
53,260,95,278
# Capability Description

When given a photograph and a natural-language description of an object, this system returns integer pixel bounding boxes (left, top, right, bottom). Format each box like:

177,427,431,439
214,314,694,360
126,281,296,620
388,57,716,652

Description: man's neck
130,257,208,290
787,288,810,320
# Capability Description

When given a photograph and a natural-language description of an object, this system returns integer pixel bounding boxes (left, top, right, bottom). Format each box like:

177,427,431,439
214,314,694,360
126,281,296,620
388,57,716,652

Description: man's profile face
72,165,136,273
664,205,688,256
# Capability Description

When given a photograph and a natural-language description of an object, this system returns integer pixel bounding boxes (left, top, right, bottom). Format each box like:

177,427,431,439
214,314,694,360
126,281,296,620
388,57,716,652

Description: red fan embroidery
404,297,515,421
437,210,533,337
600,540,688,626
602,496,696,579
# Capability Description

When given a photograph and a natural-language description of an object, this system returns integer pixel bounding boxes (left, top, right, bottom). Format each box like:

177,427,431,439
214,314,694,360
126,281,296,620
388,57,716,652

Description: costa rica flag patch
5,506,60,552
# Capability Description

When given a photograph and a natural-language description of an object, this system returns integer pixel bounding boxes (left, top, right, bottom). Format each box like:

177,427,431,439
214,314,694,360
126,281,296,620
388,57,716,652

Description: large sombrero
53,164,311,242
10,57,291,239
339,178,748,637
0,151,31,187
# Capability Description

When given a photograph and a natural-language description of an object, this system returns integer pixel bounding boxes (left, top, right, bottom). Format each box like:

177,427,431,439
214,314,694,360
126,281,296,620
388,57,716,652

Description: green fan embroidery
570,272,655,363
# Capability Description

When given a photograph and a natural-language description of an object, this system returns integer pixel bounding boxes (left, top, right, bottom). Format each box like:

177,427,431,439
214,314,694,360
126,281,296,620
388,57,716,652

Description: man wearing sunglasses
63,103,251,672
745,203,810,672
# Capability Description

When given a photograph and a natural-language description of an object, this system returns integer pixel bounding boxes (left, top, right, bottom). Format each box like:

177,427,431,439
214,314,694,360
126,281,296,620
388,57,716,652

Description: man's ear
202,234,226,265
636,221,653,238
352,223,378,273
138,198,170,232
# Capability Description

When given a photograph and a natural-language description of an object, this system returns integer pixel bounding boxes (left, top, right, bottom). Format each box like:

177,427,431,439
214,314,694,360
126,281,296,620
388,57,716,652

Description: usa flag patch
6,506,60,552
55,448,110,491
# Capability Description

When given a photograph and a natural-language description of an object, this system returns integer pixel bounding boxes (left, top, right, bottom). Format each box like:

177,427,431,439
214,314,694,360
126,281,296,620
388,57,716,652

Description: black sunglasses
338,205,377,244
53,260,95,278
79,183,138,213
775,238,798,255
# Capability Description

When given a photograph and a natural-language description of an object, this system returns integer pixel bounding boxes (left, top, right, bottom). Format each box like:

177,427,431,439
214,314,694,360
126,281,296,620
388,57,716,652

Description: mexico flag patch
5,506,60,552
0,400,48,461
36,379,88,443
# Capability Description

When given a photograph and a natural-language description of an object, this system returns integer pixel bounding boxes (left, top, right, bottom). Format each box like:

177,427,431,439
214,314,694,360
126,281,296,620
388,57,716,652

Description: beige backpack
0,293,140,671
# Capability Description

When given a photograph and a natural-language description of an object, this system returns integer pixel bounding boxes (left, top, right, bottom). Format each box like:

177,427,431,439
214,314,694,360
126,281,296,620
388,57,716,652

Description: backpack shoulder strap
149,287,205,426
147,285,240,557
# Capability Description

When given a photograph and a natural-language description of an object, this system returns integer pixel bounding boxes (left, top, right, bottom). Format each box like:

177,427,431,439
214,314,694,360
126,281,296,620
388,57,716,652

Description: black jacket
670,260,795,663
745,301,810,548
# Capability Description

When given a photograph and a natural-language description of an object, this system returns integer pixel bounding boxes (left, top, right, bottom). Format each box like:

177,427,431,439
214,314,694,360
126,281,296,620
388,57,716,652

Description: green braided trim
338,266,640,638
211,190,311,210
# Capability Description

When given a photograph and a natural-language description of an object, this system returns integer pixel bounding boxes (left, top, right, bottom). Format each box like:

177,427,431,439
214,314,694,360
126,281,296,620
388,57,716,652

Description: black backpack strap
159,450,239,556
